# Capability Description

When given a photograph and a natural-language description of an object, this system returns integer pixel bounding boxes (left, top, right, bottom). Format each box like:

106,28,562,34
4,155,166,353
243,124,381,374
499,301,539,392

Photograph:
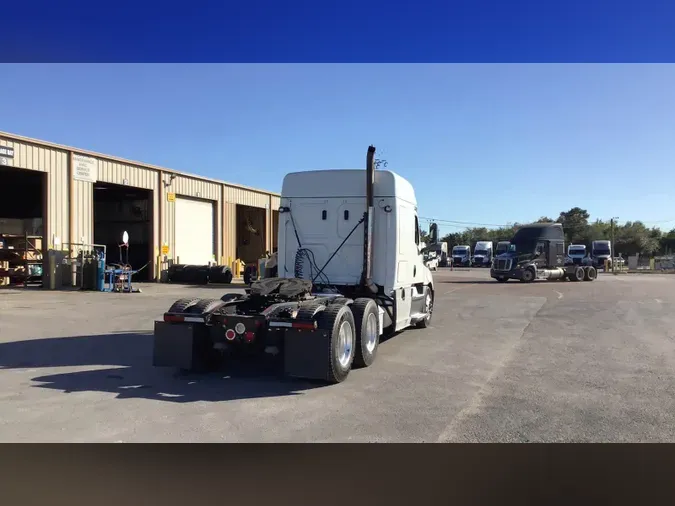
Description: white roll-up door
175,196,215,265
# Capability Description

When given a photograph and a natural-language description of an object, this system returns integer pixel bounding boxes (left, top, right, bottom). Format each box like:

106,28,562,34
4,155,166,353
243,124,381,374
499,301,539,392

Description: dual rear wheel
319,298,381,383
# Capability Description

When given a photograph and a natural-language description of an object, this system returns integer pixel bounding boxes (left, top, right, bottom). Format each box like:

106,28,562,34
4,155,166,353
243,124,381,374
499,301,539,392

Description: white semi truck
591,240,612,269
451,245,472,267
152,146,435,384
566,244,590,266
426,241,448,267
472,240,494,267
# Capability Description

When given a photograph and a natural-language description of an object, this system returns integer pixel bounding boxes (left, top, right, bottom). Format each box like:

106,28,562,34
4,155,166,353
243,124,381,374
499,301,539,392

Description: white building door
175,196,215,265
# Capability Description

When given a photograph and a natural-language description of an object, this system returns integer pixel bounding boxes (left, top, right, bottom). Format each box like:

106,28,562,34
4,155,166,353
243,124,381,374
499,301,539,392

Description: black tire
327,296,353,306
584,266,597,281
208,265,233,284
187,298,226,314
570,266,585,282
351,298,380,368
296,303,326,321
415,287,434,328
496,277,508,283
195,265,210,285
168,264,187,283
520,267,535,283
316,305,356,384
167,298,200,313
243,265,257,285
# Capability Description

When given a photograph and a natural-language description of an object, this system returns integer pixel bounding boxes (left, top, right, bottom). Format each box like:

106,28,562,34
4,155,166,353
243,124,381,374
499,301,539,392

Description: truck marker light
225,329,236,341
244,331,255,342
292,321,318,330
235,323,246,334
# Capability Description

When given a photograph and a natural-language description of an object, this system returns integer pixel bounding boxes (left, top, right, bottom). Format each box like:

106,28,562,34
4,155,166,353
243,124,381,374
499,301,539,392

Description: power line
418,217,510,228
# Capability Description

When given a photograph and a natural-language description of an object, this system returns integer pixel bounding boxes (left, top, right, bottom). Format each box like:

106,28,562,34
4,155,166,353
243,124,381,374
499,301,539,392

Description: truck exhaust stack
362,145,377,293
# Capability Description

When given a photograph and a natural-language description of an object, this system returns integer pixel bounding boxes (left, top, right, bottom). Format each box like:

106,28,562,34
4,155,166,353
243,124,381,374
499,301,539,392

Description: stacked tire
167,264,233,285
208,265,234,284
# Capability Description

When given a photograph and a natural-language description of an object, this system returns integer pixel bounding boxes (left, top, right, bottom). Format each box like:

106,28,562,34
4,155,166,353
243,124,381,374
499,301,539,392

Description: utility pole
610,217,618,274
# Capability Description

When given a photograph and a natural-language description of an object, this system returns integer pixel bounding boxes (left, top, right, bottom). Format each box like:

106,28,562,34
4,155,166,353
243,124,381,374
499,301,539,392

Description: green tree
614,221,660,257
557,207,590,244
660,227,675,255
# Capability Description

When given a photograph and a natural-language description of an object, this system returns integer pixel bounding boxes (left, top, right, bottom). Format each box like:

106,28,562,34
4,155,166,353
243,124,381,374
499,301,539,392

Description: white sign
72,154,98,182
0,157,7,166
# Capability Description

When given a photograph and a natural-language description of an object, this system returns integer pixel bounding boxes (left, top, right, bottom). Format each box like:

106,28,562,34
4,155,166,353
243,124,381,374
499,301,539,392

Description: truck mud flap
283,328,331,381
153,321,212,370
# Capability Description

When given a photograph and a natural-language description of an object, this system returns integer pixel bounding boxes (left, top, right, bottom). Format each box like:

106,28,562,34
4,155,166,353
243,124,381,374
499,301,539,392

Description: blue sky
2,64,675,235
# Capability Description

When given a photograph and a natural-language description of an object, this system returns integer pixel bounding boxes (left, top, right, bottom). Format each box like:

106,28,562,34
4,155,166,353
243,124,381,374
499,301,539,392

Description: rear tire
316,305,356,384
584,266,597,281
351,298,380,368
570,266,585,282
167,298,200,313
187,298,226,314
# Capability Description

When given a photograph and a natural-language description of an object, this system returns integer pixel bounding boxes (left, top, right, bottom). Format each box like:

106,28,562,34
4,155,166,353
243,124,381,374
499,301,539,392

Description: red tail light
244,331,255,342
292,321,317,330
225,329,236,341
164,314,185,323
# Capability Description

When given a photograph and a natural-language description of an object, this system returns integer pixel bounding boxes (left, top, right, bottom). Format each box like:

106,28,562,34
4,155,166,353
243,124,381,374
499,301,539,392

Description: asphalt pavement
0,270,673,442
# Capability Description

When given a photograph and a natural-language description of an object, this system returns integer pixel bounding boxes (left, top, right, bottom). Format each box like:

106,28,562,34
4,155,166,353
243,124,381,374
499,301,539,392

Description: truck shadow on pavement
0,332,323,403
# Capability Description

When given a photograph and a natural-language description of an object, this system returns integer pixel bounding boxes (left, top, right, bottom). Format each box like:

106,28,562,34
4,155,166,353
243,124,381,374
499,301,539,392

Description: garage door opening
175,196,215,266
236,204,267,265
94,183,153,281
0,166,45,287
272,209,279,253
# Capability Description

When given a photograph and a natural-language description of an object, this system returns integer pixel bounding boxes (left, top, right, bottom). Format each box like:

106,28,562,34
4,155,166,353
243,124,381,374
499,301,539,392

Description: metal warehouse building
0,131,281,287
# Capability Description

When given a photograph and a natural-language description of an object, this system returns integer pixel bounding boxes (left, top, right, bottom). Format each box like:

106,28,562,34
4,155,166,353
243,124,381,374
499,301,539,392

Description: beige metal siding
0,136,70,248
71,179,93,246
224,185,270,209
222,202,237,265
97,159,157,189
162,175,222,263
2,132,283,280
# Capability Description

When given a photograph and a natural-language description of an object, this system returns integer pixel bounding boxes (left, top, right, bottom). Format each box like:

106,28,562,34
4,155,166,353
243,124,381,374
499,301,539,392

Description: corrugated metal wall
0,136,70,248
2,133,281,281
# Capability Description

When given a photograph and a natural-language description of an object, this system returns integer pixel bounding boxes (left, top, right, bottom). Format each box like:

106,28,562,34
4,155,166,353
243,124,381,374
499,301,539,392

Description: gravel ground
0,270,673,442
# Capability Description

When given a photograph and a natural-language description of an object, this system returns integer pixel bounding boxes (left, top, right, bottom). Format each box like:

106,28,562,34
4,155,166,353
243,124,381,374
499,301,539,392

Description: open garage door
175,196,215,265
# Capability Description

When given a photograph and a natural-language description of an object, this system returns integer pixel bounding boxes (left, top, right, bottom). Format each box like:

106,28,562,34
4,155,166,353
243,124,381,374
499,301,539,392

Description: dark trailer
490,223,598,283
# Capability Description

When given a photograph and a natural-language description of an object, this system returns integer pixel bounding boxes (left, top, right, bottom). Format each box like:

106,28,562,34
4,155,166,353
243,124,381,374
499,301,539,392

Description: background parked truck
451,245,472,267
472,240,494,267
491,223,598,283
426,241,448,267
591,240,612,269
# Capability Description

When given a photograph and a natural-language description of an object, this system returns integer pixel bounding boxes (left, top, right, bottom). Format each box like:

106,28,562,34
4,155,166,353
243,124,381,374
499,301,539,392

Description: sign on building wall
167,192,176,202
0,146,14,158
72,154,98,182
